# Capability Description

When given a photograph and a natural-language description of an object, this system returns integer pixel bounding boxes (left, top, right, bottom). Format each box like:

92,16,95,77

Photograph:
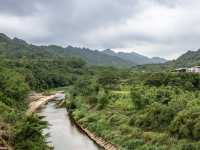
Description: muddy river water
38,95,100,150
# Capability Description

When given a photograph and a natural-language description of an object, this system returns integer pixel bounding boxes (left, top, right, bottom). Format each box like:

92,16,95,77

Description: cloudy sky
0,0,200,59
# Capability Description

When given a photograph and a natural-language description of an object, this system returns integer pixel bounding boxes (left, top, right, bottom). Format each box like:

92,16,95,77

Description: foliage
145,72,200,91
0,33,200,149
0,67,29,108
67,71,200,150
0,33,132,67
133,102,175,130
170,104,200,140
14,115,48,150
130,86,151,109
0,66,48,149
97,67,120,89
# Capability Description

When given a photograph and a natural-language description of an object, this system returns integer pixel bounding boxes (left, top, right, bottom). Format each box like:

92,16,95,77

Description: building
175,66,200,73
175,68,188,73
188,66,200,73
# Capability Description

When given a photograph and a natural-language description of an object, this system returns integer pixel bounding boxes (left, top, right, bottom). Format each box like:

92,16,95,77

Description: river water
38,100,100,150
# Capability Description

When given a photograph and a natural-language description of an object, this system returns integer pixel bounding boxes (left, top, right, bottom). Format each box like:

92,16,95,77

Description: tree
170,106,200,140
130,86,150,109
97,69,119,89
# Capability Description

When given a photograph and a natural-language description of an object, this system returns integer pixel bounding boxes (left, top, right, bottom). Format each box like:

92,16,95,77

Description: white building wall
190,67,200,73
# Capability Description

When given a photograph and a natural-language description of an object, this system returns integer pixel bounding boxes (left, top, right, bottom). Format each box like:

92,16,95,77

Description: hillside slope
103,49,167,65
0,33,133,67
132,49,200,72
45,45,133,67
173,49,200,67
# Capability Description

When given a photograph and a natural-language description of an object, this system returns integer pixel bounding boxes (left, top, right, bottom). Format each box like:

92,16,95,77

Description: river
38,99,100,150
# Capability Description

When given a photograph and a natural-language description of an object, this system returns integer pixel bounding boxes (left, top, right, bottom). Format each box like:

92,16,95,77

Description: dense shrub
155,87,173,104
134,102,175,130
145,73,200,91
130,86,151,109
14,115,48,150
173,142,200,150
97,69,120,89
97,90,109,109
170,106,200,140
122,139,145,150
0,67,29,107
67,68,200,149
73,78,99,96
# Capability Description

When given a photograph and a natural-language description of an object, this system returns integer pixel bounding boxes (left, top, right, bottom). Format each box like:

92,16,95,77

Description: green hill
0,33,133,67
173,49,200,67
132,49,200,72
103,49,167,65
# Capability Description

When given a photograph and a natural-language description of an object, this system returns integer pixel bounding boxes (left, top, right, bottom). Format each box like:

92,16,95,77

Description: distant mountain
151,57,167,64
46,46,133,67
12,37,27,45
102,49,167,65
0,33,168,67
0,33,133,67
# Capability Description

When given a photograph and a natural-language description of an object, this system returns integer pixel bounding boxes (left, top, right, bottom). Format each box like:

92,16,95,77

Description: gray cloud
0,0,43,16
0,0,200,59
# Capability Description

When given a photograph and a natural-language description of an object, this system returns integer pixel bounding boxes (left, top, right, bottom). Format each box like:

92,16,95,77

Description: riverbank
26,92,63,115
27,91,117,150
71,118,117,150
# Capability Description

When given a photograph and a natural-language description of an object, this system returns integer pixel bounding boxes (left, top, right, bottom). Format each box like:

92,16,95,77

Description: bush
14,115,48,150
130,86,151,109
139,144,166,150
155,87,173,104
72,109,85,120
134,103,175,130
122,139,145,150
97,90,109,109
170,106,200,140
145,73,200,91
73,78,99,96
172,142,200,150
97,69,119,89
87,118,109,137
0,68,29,108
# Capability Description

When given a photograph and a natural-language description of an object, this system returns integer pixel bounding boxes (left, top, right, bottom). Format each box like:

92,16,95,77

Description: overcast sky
0,0,200,59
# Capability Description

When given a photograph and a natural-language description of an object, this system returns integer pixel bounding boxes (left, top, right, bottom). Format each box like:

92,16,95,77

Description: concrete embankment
70,116,118,150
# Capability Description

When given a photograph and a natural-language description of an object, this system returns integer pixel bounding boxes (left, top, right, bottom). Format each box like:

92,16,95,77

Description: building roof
193,66,200,68
175,68,187,71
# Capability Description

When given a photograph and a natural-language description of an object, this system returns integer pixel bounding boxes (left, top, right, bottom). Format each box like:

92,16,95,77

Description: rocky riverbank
26,91,64,115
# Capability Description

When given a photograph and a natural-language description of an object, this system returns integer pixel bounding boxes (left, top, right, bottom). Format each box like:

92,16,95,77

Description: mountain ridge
0,33,133,67
0,33,168,67
102,49,167,65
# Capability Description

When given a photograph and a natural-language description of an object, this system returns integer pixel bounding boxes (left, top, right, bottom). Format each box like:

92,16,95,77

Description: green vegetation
174,49,200,67
0,33,200,149
103,49,167,65
0,67,49,149
0,34,91,149
0,55,89,149
132,49,200,72
0,33,132,67
67,71,200,150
